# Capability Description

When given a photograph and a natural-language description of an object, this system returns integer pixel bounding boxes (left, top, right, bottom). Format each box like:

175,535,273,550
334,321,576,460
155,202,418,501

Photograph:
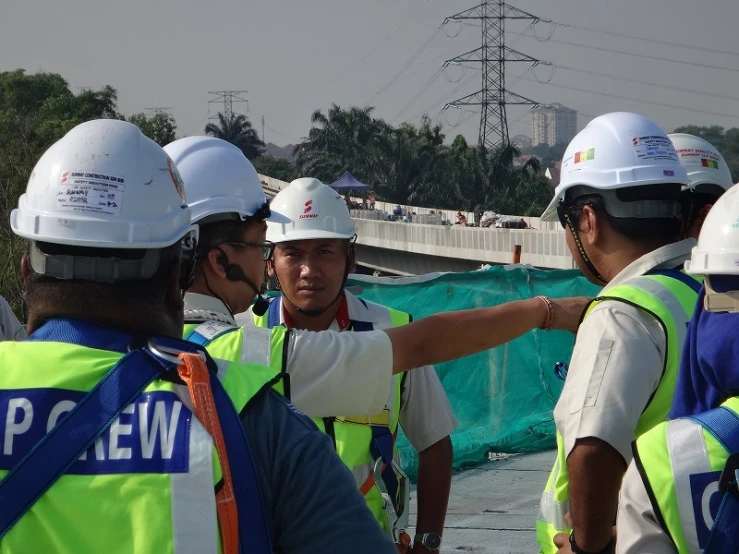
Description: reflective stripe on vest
634,397,739,554
183,322,289,397
536,271,700,554
0,331,280,553
253,295,409,532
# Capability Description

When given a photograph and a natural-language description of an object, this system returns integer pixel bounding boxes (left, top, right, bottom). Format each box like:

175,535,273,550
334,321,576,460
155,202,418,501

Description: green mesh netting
346,266,602,480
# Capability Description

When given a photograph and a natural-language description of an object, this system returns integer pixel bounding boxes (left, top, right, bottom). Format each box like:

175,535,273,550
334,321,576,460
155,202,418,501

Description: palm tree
205,112,264,160
295,104,384,184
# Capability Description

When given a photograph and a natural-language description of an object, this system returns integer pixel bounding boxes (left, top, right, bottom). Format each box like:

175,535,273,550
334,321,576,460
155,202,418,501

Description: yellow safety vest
252,295,410,533
633,397,739,554
536,271,700,553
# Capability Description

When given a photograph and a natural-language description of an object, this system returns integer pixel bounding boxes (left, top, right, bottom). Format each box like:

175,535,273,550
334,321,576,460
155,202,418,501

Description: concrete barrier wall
353,218,575,270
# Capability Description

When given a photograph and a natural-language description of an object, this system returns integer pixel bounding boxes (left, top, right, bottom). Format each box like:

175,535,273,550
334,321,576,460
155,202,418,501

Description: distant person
393,204,403,217
369,190,376,210
456,211,467,227
0,296,25,341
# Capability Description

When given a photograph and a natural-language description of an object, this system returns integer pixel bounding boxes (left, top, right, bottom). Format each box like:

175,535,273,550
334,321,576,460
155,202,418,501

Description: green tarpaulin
346,265,601,479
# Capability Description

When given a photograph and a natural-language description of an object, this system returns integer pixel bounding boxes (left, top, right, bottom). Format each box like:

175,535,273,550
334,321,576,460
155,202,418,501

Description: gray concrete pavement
407,451,555,553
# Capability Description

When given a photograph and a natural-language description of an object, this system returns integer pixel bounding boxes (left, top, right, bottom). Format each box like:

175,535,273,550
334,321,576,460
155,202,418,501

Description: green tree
252,155,298,182
128,112,177,146
295,104,384,184
0,70,148,318
205,112,264,159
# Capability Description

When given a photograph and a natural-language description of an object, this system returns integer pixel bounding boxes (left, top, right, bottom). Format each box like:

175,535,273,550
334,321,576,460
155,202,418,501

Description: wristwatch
414,533,442,551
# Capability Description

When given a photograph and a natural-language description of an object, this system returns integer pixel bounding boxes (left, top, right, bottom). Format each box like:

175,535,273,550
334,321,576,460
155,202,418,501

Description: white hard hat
11,119,193,249
266,177,356,243
164,136,278,225
541,112,689,221
668,133,733,193
685,183,739,276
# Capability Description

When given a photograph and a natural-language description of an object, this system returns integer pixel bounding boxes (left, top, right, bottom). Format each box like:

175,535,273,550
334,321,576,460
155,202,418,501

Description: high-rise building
532,104,578,147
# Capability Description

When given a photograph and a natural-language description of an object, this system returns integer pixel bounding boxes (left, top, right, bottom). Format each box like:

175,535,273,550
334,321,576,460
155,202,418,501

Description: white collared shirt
185,292,394,418
554,239,697,462
252,292,458,452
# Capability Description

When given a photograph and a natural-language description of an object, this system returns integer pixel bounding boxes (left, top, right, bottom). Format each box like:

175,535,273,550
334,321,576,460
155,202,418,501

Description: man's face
269,238,351,312
216,221,269,313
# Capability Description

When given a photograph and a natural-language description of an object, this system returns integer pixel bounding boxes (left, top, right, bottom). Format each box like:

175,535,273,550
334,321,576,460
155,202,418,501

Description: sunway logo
300,199,319,219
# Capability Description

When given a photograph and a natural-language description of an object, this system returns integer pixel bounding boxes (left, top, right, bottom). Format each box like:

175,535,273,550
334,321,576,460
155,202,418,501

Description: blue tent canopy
328,171,371,190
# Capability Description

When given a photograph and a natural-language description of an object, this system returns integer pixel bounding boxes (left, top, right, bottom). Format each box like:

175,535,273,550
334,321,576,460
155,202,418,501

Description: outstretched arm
387,297,588,375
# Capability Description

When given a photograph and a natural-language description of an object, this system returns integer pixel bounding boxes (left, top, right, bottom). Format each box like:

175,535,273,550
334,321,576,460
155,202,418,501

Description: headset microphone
221,258,270,316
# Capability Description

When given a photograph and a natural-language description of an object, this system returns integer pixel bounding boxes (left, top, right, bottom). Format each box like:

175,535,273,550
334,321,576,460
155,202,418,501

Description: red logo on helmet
300,199,319,219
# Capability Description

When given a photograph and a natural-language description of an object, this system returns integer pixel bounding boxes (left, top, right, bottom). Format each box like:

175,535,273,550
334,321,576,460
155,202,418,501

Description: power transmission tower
208,91,248,120
442,1,545,149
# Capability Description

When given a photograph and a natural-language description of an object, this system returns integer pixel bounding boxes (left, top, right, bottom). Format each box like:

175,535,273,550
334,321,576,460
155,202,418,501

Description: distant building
511,134,533,149
532,104,577,147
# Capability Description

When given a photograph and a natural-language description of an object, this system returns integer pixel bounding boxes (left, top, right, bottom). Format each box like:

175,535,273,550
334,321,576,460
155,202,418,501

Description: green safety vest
252,298,410,533
0,335,283,553
633,396,739,554
536,271,700,554
183,320,290,397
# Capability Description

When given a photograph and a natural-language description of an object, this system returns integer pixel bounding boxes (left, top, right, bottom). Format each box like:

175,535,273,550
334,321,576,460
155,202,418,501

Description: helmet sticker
56,170,125,217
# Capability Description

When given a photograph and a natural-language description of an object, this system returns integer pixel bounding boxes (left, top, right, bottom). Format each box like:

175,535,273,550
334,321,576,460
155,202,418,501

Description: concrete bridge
259,175,575,275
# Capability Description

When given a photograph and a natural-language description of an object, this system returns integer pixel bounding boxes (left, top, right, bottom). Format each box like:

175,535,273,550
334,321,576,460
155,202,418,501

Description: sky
2,0,738,148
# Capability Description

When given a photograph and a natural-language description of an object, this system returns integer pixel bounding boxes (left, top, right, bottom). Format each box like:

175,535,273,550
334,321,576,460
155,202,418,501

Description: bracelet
569,531,613,554
536,295,554,331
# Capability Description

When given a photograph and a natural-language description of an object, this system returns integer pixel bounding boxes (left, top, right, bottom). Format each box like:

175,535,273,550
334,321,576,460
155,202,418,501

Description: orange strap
178,352,238,554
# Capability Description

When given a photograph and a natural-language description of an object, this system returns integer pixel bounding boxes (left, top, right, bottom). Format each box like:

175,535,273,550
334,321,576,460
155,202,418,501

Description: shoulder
345,292,409,328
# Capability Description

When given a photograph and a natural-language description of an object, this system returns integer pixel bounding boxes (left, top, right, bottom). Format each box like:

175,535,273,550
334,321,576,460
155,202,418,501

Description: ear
205,248,228,279
578,205,600,247
166,259,185,316
266,258,276,279
696,203,714,229
21,255,32,284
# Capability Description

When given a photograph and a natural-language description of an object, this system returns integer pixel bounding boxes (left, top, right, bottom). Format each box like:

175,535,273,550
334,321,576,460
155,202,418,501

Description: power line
556,65,739,103
277,0,435,105
391,70,443,123
363,26,443,107
554,21,739,58
519,75,739,121
519,33,739,73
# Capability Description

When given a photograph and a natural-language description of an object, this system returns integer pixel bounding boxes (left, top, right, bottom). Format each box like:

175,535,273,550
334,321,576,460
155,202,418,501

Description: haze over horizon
3,0,738,146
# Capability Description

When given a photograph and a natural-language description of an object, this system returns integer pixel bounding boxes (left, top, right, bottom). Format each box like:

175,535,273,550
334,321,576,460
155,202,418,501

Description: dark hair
195,219,265,260
566,184,682,245
25,241,181,319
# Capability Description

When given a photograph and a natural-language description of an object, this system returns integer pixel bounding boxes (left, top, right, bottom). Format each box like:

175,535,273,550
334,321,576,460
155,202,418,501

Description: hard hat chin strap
563,211,608,285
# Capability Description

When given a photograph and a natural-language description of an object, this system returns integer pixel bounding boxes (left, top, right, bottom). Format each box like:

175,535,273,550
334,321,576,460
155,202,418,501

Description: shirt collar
183,293,235,325
281,292,352,331
603,238,697,292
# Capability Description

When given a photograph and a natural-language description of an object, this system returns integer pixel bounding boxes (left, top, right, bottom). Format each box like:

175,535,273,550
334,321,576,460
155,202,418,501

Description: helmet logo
167,158,186,200
299,199,319,220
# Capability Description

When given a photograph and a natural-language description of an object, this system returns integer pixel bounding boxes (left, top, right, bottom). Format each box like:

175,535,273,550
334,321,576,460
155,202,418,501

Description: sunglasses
220,241,275,261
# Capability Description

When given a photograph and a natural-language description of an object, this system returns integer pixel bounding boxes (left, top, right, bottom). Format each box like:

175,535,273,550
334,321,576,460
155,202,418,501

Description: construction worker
0,119,397,553
166,136,589,423
535,112,701,554
616,184,739,554
241,177,456,553
669,133,734,240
